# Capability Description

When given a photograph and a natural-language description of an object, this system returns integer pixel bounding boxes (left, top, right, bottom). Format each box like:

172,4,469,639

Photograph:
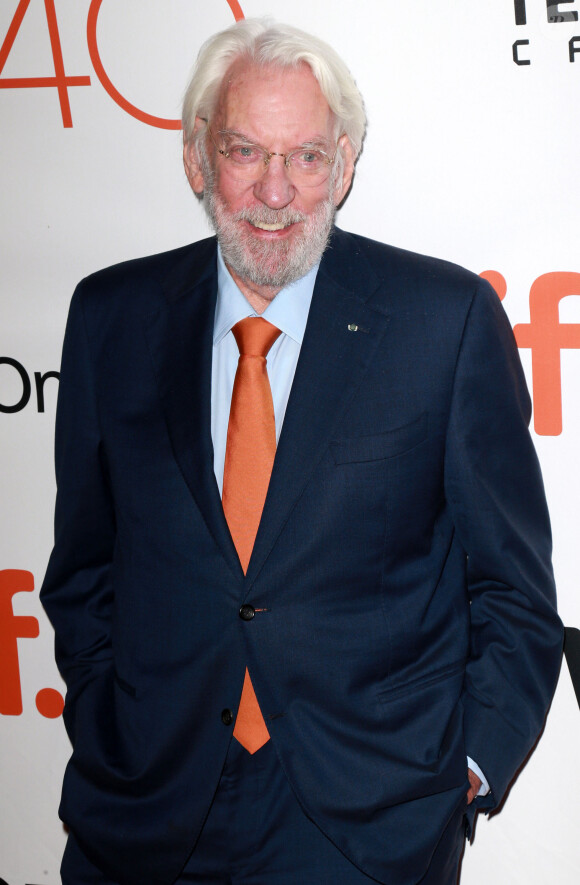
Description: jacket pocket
331,413,427,464
377,659,465,705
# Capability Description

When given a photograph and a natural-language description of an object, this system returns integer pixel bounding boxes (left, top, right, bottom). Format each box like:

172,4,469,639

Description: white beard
203,180,336,290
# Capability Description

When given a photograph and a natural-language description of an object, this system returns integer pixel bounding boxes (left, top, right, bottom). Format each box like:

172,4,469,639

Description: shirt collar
213,244,318,346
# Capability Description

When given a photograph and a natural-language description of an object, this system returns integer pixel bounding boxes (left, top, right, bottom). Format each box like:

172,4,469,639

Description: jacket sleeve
444,279,563,807
40,283,116,746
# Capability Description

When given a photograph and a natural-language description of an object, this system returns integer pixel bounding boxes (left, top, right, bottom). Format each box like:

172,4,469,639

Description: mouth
235,208,306,234
250,221,293,231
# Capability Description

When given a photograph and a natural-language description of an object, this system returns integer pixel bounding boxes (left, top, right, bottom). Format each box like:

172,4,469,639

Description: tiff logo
0,570,63,717
481,271,580,436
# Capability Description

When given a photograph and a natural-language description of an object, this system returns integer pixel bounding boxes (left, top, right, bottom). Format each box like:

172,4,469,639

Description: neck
226,264,281,314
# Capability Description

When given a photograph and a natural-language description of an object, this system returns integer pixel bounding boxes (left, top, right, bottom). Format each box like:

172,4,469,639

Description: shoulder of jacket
335,228,481,288
74,237,216,308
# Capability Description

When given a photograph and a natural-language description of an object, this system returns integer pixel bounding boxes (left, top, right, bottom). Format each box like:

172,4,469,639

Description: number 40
0,0,244,129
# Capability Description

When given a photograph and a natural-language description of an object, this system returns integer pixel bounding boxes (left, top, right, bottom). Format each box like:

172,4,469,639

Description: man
41,18,563,885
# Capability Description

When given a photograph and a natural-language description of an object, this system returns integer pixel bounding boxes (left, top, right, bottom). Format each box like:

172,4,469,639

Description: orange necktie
222,317,281,754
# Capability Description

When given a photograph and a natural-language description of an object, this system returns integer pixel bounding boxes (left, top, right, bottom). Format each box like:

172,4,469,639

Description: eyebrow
217,129,331,149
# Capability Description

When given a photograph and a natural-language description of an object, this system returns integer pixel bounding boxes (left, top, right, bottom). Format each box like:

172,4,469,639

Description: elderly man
41,18,562,885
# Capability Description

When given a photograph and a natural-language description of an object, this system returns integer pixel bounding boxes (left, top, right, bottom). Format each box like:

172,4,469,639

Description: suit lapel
142,231,393,587
245,228,392,586
142,239,242,579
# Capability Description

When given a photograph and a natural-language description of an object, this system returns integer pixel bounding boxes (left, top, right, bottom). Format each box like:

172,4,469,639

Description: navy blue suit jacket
41,228,563,885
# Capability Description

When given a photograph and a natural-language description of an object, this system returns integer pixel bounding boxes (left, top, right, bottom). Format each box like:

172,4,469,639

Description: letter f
0,570,38,714
514,273,580,435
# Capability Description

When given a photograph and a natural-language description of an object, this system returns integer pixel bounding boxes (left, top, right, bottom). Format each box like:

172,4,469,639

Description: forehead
215,60,334,145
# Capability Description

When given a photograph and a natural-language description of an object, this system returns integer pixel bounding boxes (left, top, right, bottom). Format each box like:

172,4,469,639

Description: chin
206,191,336,291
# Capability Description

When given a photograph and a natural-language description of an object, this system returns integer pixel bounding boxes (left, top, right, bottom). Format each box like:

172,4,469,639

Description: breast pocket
330,413,427,465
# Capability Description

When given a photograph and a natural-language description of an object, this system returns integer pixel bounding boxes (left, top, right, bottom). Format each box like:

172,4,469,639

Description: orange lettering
0,0,91,127
514,272,580,435
0,569,38,715
86,0,245,130
226,0,245,20
480,270,507,301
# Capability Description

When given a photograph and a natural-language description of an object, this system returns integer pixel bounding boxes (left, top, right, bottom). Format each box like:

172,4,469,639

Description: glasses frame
204,122,338,180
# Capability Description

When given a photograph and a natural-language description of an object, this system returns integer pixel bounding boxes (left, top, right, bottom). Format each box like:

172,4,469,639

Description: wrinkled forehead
213,59,335,143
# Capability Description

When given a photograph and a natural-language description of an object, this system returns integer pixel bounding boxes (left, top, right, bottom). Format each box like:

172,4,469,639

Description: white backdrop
1,1,579,883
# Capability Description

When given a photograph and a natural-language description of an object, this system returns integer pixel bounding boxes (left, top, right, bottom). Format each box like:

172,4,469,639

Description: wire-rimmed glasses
205,123,337,186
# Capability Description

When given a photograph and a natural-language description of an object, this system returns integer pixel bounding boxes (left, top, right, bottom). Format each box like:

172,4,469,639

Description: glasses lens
287,149,331,185
227,144,266,167
288,149,327,172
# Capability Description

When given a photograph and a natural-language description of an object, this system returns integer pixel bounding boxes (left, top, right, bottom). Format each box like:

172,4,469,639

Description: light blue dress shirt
210,244,489,798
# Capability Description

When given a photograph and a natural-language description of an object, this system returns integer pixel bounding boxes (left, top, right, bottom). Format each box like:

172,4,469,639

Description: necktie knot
232,317,281,358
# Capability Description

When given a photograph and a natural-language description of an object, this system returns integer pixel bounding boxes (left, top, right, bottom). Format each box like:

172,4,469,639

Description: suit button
221,708,234,726
239,604,255,621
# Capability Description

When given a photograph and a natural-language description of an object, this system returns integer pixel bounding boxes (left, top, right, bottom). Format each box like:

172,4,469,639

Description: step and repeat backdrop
1,1,579,883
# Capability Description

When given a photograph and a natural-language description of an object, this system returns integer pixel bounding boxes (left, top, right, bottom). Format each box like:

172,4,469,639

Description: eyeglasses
205,123,337,186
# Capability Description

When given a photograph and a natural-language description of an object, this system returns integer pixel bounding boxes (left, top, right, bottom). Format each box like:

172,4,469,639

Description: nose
252,156,296,209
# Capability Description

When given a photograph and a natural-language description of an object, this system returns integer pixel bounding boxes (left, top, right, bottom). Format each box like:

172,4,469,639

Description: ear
333,135,356,206
183,117,209,195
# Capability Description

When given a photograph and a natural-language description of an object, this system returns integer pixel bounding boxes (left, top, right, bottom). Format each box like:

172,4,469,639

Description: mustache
233,207,307,226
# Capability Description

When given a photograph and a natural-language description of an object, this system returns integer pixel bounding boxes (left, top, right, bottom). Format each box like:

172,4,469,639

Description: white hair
182,18,366,158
